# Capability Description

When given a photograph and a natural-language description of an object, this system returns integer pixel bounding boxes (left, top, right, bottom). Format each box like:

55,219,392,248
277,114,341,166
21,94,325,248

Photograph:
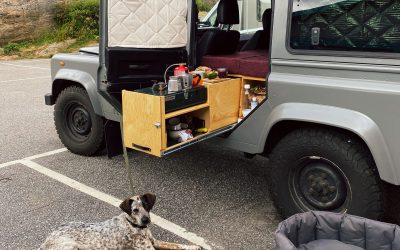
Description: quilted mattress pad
108,0,188,48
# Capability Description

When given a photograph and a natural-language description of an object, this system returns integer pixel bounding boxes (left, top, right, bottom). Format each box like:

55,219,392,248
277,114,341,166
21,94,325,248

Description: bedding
201,50,269,78
108,0,188,48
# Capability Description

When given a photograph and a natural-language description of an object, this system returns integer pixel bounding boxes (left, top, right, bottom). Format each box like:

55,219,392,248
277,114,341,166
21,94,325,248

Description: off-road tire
54,86,104,156
269,128,383,220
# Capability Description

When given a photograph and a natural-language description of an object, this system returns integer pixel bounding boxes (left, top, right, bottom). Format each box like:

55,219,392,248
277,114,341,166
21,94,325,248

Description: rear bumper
45,93,55,105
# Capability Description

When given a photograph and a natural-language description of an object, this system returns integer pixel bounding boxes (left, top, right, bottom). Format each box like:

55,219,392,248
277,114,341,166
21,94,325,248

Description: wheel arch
52,69,103,115
262,103,398,185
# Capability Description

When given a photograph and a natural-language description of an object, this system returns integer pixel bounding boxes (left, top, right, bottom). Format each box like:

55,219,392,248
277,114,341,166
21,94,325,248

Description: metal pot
168,76,182,92
178,74,193,90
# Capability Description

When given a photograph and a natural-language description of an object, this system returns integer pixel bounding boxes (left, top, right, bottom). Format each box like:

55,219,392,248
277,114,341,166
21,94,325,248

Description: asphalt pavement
0,59,281,249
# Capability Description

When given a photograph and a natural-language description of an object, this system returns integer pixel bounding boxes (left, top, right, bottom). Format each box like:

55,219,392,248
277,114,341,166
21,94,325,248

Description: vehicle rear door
97,0,197,111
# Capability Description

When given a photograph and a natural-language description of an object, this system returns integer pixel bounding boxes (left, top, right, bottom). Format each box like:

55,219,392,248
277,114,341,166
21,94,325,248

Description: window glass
206,9,218,27
290,0,400,53
258,0,272,21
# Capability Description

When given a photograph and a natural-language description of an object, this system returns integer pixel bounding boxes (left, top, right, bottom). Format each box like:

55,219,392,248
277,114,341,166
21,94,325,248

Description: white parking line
20,159,212,250
0,148,68,168
0,61,49,70
24,148,68,160
0,76,50,83
0,160,21,169
0,149,213,249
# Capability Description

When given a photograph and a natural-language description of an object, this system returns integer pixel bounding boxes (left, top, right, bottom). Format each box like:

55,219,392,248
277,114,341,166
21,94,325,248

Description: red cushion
201,50,269,78
239,56,269,78
201,54,241,74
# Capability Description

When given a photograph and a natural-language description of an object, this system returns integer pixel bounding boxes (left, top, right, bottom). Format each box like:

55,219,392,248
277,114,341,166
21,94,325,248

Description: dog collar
126,218,147,229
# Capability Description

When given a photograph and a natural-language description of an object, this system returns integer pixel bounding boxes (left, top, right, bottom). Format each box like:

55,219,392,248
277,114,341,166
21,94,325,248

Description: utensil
217,68,228,78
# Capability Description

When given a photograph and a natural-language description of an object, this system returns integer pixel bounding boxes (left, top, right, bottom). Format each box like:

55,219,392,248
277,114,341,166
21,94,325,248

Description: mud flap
104,120,123,158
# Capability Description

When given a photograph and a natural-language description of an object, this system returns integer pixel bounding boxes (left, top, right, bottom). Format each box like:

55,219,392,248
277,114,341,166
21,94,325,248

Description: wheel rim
65,102,92,141
289,156,352,211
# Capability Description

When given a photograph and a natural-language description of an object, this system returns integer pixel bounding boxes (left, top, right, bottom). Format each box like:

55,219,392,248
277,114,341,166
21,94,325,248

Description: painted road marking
0,148,68,167
0,62,49,70
0,76,49,83
0,160,21,169
0,149,213,249
24,148,68,160
20,159,212,250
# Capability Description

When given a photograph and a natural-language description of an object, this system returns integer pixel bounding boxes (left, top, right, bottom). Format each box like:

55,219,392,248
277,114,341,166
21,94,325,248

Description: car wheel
269,128,383,220
54,86,104,156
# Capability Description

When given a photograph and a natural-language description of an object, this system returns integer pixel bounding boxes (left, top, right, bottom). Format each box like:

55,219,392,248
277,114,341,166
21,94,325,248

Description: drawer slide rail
161,124,236,156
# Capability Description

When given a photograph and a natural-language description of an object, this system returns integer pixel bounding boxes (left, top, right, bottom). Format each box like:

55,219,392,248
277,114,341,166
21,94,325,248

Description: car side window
258,0,271,21
290,0,400,53
206,8,218,27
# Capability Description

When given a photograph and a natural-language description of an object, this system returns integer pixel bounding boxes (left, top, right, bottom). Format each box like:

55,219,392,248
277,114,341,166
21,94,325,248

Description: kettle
178,73,202,90
178,74,193,90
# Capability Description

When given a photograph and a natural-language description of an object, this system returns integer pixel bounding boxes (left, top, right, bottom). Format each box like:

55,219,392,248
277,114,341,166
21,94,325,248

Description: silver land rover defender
45,0,400,221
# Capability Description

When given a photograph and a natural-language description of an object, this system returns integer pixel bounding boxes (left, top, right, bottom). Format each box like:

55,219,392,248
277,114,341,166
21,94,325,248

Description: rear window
258,0,272,21
290,0,400,53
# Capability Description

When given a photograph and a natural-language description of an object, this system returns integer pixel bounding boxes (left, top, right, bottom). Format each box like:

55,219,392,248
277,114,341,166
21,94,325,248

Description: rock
0,0,65,45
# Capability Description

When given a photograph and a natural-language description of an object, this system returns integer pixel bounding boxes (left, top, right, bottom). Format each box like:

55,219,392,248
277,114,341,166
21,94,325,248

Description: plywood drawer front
208,78,241,131
122,91,164,157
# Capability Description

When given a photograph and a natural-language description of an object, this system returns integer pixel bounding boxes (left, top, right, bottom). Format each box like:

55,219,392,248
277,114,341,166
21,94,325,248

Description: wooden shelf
166,132,211,150
229,74,266,82
165,103,209,119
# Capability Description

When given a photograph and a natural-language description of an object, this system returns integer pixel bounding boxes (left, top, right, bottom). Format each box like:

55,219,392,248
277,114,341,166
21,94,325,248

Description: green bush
3,42,26,55
53,0,100,41
196,0,213,12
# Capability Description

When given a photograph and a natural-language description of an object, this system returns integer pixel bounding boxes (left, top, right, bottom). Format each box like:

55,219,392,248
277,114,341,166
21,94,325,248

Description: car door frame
97,0,197,114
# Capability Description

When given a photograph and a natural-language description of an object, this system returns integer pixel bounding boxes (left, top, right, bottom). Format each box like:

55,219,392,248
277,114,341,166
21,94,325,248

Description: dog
40,193,201,250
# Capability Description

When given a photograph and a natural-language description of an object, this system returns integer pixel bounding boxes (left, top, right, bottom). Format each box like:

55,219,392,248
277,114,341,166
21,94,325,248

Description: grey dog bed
275,211,400,250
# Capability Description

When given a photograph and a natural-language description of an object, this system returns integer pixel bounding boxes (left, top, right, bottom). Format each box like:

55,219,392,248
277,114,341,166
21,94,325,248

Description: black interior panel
291,0,400,53
106,47,188,93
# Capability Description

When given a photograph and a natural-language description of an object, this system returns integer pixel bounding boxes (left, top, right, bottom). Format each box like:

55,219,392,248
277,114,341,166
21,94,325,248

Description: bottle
243,84,251,109
174,64,188,76
251,97,258,110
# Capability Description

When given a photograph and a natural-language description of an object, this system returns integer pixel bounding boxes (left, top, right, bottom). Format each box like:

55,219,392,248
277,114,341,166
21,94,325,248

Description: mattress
108,0,188,48
202,50,269,78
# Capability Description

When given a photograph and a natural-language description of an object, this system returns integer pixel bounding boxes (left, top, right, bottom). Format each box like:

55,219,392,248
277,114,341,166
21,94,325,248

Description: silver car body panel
218,0,400,185
51,53,120,122
49,0,400,185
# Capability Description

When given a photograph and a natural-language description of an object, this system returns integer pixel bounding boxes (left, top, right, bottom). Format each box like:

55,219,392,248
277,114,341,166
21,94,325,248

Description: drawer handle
133,144,151,152
154,122,161,129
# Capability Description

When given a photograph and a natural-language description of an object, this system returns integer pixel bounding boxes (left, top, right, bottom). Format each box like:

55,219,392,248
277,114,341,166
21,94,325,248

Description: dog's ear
119,198,133,214
140,193,156,212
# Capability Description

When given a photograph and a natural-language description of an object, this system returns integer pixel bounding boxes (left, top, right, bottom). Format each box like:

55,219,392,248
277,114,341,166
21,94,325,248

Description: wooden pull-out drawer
122,77,242,157
207,78,241,131
122,91,166,157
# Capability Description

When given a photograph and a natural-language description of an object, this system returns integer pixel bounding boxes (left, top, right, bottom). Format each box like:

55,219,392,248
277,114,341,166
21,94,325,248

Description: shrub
53,0,100,41
196,0,213,12
3,42,26,55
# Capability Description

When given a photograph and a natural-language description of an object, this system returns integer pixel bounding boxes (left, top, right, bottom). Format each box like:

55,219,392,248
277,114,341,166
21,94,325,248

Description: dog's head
119,193,156,228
